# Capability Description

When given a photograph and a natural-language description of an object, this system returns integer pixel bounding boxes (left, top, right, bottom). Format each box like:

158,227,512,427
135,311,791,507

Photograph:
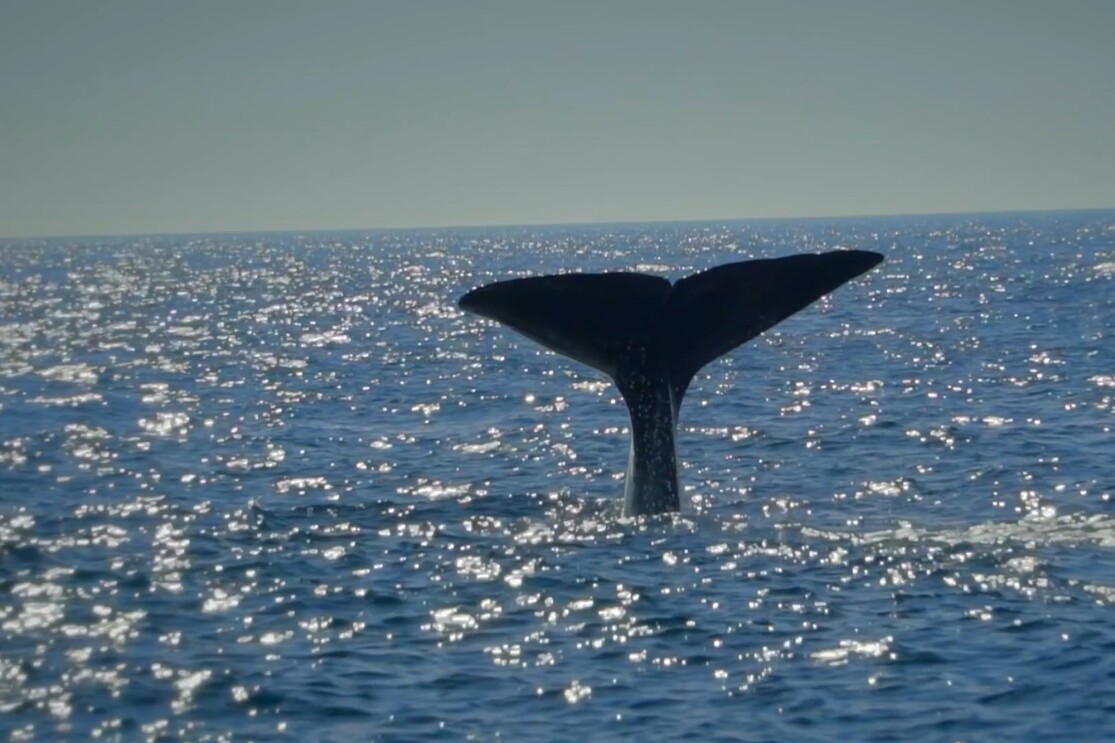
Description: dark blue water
2,211,1114,742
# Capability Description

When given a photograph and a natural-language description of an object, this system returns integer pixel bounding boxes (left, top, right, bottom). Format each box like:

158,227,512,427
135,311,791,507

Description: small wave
300,330,351,346
1094,261,1115,277
30,392,103,406
138,412,190,436
39,363,99,385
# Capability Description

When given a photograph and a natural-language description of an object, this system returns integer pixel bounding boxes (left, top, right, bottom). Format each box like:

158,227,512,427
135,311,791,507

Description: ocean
1,211,1113,741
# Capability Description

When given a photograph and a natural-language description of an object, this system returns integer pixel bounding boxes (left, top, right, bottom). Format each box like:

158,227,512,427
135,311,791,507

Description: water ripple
1,213,1114,740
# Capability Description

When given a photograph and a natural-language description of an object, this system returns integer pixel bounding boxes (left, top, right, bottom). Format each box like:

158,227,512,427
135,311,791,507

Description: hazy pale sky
2,1,1113,237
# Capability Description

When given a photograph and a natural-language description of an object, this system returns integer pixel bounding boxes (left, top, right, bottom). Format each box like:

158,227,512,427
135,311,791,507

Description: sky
1,1,1113,238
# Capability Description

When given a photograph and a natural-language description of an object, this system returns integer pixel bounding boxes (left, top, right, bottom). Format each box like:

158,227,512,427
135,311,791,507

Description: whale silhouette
459,250,883,516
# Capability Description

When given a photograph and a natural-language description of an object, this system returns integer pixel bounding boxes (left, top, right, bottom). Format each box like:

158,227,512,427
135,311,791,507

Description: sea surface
1,211,1114,742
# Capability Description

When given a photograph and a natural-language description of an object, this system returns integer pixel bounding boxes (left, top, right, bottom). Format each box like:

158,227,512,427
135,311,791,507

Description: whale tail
459,250,884,515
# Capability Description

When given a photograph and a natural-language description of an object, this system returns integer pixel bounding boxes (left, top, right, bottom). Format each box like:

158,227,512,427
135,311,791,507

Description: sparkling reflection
1,215,1113,740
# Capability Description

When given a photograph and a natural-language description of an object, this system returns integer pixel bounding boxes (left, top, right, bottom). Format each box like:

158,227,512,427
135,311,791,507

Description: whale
459,250,884,517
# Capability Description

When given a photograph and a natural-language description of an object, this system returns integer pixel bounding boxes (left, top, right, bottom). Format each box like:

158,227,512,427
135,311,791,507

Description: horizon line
2,205,1113,243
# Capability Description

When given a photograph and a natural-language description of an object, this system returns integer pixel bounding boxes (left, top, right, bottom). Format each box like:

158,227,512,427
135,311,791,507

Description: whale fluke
459,250,883,516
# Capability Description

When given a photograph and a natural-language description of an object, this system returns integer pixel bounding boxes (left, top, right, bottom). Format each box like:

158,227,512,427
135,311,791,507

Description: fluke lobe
459,251,884,517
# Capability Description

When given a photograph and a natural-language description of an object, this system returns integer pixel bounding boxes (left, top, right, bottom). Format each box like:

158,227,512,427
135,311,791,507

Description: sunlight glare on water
1,212,1114,741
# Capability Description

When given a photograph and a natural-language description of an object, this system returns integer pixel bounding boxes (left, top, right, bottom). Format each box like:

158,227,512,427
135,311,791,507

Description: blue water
1,211,1114,741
